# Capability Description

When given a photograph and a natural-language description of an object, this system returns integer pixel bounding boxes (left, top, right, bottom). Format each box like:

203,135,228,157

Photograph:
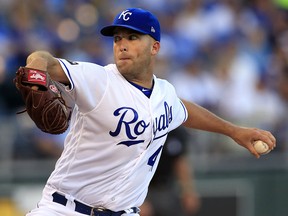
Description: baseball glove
14,67,72,134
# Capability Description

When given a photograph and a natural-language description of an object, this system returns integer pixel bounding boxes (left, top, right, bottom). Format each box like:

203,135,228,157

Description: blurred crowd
0,0,288,160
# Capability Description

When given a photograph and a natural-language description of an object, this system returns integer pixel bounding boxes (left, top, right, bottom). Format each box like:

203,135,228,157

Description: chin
117,62,131,74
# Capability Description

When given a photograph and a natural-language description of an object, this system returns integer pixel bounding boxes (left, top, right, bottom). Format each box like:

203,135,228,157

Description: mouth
118,53,131,60
119,56,131,61
118,58,132,65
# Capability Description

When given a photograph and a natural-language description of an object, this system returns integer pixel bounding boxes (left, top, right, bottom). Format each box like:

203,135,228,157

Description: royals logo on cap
100,8,161,42
118,10,132,21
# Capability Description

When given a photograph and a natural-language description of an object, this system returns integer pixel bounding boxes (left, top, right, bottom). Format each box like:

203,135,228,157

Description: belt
52,192,139,216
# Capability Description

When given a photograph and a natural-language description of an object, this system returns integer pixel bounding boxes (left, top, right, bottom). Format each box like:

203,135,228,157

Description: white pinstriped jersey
47,59,188,211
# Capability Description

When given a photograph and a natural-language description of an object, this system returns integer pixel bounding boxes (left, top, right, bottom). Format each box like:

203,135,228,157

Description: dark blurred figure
141,126,201,216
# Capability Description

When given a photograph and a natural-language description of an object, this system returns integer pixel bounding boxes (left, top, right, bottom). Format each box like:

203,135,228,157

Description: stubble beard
117,57,152,81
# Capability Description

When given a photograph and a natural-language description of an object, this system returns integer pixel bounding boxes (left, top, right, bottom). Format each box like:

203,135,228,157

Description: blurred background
0,0,288,215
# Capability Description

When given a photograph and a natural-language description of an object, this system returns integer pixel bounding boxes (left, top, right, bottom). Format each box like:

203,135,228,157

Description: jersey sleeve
156,78,188,132
58,59,108,113
170,93,188,132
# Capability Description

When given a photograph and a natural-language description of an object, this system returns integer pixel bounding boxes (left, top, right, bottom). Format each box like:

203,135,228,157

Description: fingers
249,129,276,158
247,144,260,159
255,129,276,150
31,85,39,90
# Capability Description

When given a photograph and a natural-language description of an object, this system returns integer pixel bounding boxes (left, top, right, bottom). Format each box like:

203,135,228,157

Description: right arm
26,51,70,84
181,99,276,158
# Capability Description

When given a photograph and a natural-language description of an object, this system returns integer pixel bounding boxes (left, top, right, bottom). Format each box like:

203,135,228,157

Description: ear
151,41,160,55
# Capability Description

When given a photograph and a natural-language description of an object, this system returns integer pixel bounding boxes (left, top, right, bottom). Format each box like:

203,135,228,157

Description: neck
129,77,154,89
117,59,155,88
121,67,154,89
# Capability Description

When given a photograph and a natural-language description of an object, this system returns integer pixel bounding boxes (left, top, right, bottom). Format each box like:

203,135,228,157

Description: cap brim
100,24,147,37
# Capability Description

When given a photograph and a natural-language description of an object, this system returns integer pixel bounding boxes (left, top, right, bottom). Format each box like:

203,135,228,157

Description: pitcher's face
113,28,160,78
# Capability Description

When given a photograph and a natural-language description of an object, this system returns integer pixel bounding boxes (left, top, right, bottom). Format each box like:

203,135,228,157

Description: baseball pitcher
14,8,276,216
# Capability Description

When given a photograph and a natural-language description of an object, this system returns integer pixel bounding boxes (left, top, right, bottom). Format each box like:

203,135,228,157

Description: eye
114,35,121,42
128,34,138,40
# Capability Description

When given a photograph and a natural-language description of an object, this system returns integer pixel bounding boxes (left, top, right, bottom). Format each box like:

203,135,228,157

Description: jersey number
148,145,163,170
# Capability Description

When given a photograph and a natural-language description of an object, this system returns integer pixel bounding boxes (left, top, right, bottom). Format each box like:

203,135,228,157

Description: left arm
181,100,276,158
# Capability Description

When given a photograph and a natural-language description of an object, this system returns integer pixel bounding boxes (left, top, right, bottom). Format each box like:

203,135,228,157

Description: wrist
26,52,48,71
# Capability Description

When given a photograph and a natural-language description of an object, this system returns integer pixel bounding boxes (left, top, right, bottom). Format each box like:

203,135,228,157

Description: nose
120,47,127,52
119,38,128,52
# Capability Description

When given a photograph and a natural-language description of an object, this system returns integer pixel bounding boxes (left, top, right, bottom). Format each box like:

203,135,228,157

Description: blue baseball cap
101,8,161,42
